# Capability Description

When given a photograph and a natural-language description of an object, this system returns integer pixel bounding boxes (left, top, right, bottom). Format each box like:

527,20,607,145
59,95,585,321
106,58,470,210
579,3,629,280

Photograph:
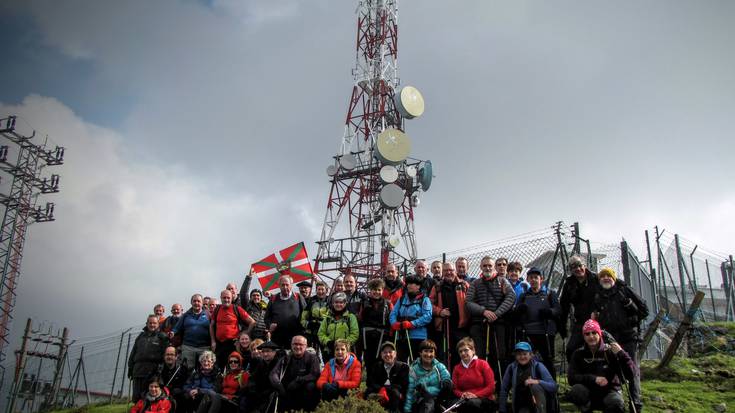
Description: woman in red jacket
130,377,172,413
450,337,496,412
317,339,362,401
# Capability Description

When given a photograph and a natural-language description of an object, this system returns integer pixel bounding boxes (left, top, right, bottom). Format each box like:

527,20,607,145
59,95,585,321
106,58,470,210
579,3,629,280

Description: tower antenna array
0,116,65,391
314,0,431,284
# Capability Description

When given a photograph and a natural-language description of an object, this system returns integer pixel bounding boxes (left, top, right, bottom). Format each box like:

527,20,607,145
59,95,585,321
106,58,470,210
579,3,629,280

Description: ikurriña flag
252,242,314,294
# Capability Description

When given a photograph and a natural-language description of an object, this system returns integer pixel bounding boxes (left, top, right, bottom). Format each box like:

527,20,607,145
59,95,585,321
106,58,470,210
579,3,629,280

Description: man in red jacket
210,290,254,369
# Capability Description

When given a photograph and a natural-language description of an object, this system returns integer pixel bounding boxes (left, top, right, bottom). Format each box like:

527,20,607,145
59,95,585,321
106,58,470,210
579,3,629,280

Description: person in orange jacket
317,339,362,401
131,377,172,413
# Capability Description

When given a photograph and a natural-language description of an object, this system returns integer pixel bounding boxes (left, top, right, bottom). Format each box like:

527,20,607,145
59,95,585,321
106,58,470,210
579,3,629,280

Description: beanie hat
583,319,602,336
598,267,617,281
250,289,263,297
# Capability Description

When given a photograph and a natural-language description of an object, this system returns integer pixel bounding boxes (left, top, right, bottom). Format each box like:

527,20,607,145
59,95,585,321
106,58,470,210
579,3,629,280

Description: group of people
128,255,649,413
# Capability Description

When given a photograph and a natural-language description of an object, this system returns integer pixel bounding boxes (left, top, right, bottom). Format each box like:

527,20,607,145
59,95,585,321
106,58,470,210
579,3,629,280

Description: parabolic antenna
375,128,411,165
395,86,425,119
326,164,337,176
379,165,399,183
339,153,357,170
379,183,405,209
405,165,418,178
418,160,433,191
388,235,401,248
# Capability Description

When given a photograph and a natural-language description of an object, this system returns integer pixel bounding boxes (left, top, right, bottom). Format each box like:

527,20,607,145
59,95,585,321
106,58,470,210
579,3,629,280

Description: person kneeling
567,320,635,413
365,341,409,413
317,339,362,401
131,377,172,413
450,337,496,412
404,339,452,413
499,342,557,413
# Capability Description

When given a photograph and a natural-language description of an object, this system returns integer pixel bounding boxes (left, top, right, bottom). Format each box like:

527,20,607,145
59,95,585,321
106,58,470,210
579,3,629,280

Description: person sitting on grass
317,339,362,401
450,337,496,412
131,377,172,413
404,339,453,413
498,341,557,413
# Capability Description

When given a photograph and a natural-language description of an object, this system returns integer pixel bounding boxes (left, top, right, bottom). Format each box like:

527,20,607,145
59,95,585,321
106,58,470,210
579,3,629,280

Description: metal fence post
674,234,688,313
705,260,717,321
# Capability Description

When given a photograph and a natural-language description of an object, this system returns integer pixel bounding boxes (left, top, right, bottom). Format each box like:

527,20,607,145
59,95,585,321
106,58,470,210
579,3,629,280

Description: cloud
1,95,316,339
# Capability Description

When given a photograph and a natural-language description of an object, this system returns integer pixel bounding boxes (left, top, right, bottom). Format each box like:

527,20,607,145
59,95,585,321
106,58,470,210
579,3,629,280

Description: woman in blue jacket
498,342,557,413
389,276,433,363
404,340,452,413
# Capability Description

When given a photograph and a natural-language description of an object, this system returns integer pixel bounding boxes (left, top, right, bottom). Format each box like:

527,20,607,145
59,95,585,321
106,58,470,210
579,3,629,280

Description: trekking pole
492,327,502,381
374,330,385,360
362,329,368,363
485,322,490,362
405,330,414,363
441,398,467,413
445,319,451,366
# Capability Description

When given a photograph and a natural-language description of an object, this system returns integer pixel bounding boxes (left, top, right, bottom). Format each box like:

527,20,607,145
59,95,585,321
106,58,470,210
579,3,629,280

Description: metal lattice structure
314,0,429,283
0,116,64,391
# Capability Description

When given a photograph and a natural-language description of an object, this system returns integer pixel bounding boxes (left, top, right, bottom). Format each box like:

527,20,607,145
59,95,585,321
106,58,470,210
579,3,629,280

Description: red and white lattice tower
314,0,431,284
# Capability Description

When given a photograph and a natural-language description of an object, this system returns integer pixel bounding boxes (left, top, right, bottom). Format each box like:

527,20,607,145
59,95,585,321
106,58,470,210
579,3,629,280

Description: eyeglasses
584,331,599,336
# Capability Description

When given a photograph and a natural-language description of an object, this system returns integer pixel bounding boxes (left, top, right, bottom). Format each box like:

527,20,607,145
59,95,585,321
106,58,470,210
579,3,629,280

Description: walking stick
444,318,451,367
405,330,414,362
441,398,467,413
374,330,385,360
492,325,502,381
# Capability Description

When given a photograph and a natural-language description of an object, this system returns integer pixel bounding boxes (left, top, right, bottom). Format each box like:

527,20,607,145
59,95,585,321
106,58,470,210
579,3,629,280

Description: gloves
416,383,427,396
515,303,528,315
391,322,402,331
377,387,390,404
440,379,453,393
323,383,339,393
286,381,299,392
275,383,287,396
401,321,414,330
538,308,553,319
602,330,617,344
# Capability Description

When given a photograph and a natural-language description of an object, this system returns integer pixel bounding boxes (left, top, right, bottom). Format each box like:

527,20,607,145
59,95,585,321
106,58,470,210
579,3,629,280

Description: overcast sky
0,0,733,344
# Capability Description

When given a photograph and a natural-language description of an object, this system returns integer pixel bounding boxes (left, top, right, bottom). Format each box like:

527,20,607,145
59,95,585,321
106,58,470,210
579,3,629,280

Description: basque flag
252,242,314,294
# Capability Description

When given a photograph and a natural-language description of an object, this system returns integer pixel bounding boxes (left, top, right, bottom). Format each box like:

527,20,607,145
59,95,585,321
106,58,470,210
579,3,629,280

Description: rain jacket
404,358,451,413
318,311,359,347
389,293,433,340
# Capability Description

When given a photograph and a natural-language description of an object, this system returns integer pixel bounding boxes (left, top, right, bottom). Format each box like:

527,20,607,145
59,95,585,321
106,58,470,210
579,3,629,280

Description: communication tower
314,0,432,283
0,116,64,391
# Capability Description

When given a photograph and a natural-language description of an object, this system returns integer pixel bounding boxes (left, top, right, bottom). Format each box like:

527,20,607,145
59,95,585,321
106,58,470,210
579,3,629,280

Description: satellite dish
379,165,399,183
375,128,411,165
339,154,357,170
405,165,418,178
326,164,337,176
395,86,425,119
379,184,405,209
388,235,401,248
418,160,433,191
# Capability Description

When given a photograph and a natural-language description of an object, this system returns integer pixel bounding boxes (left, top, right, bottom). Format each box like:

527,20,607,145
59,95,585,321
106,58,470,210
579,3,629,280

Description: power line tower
314,0,432,283
0,116,65,391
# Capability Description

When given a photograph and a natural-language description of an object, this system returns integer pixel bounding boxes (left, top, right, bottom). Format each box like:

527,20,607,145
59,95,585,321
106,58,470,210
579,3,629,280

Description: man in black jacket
160,346,189,412
593,268,649,412
128,315,169,402
365,341,409,413
466,256,516,387
559,255,600,361
244,341,283,413
265,275,306,348
515,267,561,379
270,336,320,412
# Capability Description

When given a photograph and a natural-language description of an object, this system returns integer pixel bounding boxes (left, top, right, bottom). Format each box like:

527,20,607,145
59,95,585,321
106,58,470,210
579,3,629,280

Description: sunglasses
584,331,599,336
229,360,240,364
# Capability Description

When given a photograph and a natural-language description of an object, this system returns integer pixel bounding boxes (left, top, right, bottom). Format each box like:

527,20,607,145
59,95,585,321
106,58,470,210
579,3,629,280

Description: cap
380,341,396,352
258,341,280,351
527,267,543,277
514,341,532,352
250,289,262,296
296,281,311,288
